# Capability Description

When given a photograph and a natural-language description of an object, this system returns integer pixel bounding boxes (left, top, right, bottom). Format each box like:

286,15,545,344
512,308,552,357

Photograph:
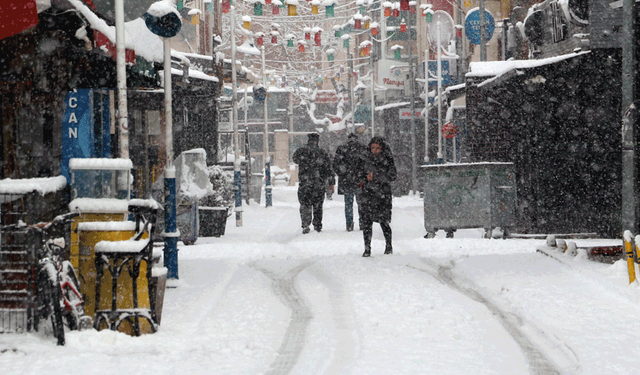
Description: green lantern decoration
328,53,334,61
177,0,184,10
326,4,335,17
360,5,366,14
425,11,433,23
335,29,340,37
394,49,401,59
254,3,263,15
288,38,294,47
205,1,213,12
343,38,349,48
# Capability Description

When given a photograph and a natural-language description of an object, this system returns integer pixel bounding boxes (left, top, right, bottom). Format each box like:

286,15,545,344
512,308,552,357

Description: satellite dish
426,10,455,52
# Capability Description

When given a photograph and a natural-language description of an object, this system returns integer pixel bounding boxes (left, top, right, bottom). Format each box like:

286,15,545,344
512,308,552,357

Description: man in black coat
333,133,367,231
360,136,397,257
293,132,335,234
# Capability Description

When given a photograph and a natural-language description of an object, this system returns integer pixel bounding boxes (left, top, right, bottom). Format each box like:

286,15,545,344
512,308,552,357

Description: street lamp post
115,0,128,159
262,45,272,207
231,6,243,226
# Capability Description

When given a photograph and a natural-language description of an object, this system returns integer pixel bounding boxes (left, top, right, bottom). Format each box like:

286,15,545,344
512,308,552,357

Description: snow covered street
1,185,638,375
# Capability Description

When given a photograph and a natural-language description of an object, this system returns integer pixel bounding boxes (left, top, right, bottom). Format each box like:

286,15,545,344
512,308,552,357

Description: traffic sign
443,121,459,138
464,8,495,45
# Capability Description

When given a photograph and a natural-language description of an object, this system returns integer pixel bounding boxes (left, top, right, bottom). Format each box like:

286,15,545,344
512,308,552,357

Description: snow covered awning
0,176,67,195
467,51,591,89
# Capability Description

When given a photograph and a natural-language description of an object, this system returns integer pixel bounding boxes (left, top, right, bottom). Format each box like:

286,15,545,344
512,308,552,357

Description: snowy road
0,185,637,375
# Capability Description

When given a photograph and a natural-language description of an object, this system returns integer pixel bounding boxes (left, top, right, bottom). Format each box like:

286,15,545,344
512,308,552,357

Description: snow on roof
69,158,133,170
69,198,130,213
165,68,219,82
375,101,410,111
467,51,591,78
124,17,164,63
0,176,67,195
68,0,134,49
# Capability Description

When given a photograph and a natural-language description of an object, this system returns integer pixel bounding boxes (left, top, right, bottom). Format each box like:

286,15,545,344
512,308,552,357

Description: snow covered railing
94,237,150,254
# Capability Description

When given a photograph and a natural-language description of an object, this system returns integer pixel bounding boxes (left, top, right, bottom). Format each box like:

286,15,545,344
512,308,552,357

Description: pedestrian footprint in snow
360,136,397,257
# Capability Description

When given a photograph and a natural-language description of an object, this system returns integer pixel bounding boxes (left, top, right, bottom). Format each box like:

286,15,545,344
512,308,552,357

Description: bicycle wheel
61,261,84,330
38,263,65,345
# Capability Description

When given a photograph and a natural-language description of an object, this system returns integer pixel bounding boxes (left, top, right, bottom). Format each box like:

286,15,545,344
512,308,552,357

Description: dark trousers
344,192,362,230
362,218,392,250
298,188,325,230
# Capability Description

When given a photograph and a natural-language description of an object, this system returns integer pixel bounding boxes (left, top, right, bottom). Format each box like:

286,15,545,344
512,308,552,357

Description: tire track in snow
305,263,360,374
252,261,314,375
411,258,579,375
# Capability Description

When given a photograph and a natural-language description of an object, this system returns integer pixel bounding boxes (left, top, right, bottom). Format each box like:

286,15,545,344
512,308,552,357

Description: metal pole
437,21,443,163
163,37,178,281
263,46,272,207
370,73,375,137
424,49,429,163
479,0,487,61
115,0,128,159
621,0,637,234
231,7,243,226
348,45,355,133
408,10,417,194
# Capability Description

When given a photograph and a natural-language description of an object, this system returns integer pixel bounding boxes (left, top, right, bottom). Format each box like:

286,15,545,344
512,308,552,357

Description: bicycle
1,212,88,345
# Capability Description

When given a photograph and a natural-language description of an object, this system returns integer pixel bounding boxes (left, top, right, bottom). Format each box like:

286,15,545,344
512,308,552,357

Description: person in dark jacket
333,133,367,231
359,136,397,257
292,132,335,234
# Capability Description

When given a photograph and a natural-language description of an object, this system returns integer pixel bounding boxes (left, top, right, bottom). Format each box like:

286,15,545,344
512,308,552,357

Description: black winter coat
359,139,397,223
292,142,335,197
333,139,367,194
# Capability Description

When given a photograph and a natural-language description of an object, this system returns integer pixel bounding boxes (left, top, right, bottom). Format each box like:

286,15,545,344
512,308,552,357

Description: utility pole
231,6,243,227
479,0,487,61
408,9,417,194
621,0,637,234
115,0,128,159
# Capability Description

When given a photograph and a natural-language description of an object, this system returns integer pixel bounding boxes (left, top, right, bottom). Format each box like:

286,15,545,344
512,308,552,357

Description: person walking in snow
293,132,335,234
333,133,367,231
359,136,397,257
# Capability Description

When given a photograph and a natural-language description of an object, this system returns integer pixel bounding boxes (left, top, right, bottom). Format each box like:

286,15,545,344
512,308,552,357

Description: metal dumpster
421,162,517,238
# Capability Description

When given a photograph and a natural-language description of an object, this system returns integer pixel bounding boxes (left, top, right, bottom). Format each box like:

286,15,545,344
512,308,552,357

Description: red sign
0,0,38,40
443,122,459,138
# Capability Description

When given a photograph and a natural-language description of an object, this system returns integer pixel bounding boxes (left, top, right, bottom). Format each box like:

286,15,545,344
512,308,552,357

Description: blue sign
426,60,453,86
61,89,111,181
465,9,495,45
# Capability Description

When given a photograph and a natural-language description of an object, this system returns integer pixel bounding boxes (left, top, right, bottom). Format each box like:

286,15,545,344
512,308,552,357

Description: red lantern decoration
222,0,230,13
314,31,321,46
400,0,409,11
400,19,407,32
384,6,391,17
257,35,264,46
266,0,271,3
371,26,379,36
305,32,311,40
354,19,362,29
273,4,280,14
271,34,278,43
299,43,305,52
392,8,399,17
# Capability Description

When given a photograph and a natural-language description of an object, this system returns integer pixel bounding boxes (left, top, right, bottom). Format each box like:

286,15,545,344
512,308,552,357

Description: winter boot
302,227,310,234
363,245,371,257
347,223,354,232
384,245,393,255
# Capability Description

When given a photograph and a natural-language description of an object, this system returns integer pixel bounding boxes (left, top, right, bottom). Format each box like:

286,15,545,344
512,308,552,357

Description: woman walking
359,136,397,257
